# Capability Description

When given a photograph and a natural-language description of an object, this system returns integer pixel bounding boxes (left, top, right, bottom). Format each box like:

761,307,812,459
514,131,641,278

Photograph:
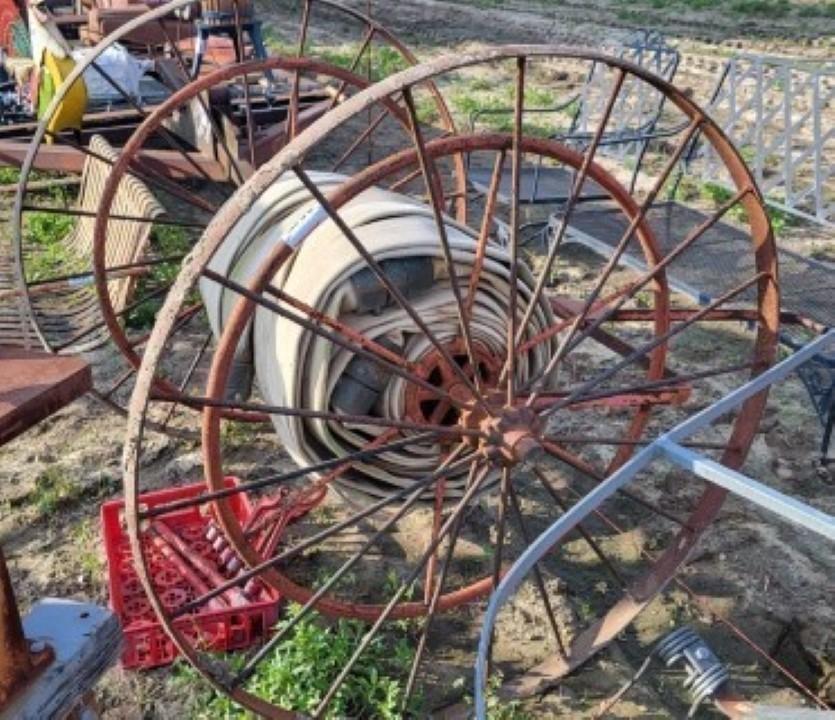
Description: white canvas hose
201,171,558,504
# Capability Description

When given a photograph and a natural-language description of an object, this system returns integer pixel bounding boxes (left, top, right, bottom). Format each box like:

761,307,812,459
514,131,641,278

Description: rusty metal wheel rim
11,0,462,423
198,131,671,622
122,46,778,718
90,55,418,422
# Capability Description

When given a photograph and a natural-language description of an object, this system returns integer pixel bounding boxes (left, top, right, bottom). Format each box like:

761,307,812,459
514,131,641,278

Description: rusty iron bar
0,545,53,710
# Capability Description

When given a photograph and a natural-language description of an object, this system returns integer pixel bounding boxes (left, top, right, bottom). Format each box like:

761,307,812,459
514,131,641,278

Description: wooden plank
0,347,91,446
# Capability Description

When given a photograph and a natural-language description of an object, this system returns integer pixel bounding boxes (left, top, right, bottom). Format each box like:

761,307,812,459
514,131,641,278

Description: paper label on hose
284,203,328,248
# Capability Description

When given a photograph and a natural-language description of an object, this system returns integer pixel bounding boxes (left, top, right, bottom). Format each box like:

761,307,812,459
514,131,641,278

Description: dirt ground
1,1,834,718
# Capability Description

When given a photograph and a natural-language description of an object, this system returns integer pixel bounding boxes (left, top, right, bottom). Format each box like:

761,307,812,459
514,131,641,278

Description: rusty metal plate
0,347,91,446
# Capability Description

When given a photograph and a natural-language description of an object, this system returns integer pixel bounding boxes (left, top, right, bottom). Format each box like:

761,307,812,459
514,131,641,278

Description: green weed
220,419,264,448
315,44,408,83
729,0,790,16
456,673,533,720
176,603,420,719
30,464,117,517
700,180,795,235
124,224,195,330
32,466,78,515
23,211,77,282
797,2,835,17
0,166,20,184
71,518,104,579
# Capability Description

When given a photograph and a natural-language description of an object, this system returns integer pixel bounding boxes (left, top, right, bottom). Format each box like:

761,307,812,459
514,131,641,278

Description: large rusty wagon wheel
10,0,460,426
123,46,777,717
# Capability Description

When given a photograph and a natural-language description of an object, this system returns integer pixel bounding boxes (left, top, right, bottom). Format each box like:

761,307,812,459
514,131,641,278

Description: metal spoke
42,129,221,215
402,87,485,400
232,446,472,686
142,431,438,519
263,283,415,371
172,450,475,618
243,429,400,540
388,163,422,193
509,69,626,368
22,254,186,293
331,102,393,173
155,392,482,437
21,204,205,229
491,466,512,591
555,360,754,409
525,117,704,407
538,272,768,420
310,456,493,718
126,302,202,352
519,185,751,381
505,56,525,406
203,268,472,411
423,472,448,606
532,466,627,588
507,480,566,656
88,59,218,186
545,435,726,450
293,165,491,415
325,25,375,113
541,439,689,528
403,462,489,708
232,0,258,170
288,0,312,140
155,19,246,186
161,332,213,429
100,365,136,400
465,150,505,320
52,281,173,352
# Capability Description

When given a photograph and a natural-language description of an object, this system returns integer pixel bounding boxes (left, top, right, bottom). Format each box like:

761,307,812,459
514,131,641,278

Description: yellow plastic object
39,51,87,140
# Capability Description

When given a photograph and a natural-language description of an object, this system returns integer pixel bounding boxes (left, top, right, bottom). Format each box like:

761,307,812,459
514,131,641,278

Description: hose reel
201,171,559,504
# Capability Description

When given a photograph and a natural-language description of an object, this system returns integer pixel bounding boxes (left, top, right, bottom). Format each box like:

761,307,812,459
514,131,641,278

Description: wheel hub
404,339,500,427
473,404,544,467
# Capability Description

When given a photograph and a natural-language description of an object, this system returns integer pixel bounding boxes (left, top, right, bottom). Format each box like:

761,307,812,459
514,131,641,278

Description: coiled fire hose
201,172,558,505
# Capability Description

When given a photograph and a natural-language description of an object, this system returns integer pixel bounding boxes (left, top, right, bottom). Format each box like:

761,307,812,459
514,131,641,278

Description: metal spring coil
657,626,730,717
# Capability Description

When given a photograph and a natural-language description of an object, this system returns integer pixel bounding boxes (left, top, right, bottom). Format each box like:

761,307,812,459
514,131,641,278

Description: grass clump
71,518,105,580
700,181,795,235
23,211,76,282
797,2,835,17
315,44,408,83
32,465,78,515
30,465,118,517
177,603,420,719
124,224,194,330
0,166,20,184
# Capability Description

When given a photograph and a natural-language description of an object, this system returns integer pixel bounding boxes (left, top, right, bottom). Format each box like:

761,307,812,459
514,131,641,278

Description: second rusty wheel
10,0,461,429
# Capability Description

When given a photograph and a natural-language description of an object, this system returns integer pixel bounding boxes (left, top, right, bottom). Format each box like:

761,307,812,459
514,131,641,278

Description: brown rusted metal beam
0,141,227,180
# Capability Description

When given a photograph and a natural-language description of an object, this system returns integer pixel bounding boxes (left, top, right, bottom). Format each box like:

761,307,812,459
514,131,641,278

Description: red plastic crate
101,478,281,670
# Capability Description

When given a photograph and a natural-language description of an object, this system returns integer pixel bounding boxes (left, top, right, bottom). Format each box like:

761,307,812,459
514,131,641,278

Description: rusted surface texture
0,546,53,712
0,347,91,446
119,45,777,717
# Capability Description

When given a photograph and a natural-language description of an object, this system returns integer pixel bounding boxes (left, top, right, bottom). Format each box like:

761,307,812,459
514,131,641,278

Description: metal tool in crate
100,478,291,669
